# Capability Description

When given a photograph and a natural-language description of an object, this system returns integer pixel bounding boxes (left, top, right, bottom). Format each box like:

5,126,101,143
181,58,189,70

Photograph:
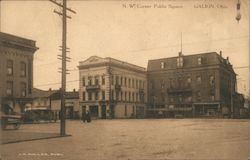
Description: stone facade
0,32,38,114
78,56,147,119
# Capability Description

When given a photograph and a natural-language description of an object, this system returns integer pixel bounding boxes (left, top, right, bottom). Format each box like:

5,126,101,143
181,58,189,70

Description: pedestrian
82,111,87,123
86,111,91,123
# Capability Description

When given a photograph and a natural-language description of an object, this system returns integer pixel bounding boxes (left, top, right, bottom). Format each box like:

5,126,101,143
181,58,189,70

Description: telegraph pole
50,0,76,136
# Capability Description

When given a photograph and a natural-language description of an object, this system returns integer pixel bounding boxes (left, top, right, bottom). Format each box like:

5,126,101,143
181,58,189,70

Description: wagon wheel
13,123,21,130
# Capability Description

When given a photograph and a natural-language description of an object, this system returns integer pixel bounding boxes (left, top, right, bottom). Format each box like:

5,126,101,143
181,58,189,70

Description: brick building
0,32,38,114
78,56,147,119
147,52,244,118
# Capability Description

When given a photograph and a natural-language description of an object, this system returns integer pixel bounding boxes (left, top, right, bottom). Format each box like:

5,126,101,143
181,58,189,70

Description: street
1,119,250,160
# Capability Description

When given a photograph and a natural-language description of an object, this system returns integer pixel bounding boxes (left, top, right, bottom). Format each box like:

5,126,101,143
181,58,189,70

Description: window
196,76,201,83
102,75,105,85
187,77,192,84
116,91,119,101
88,92,92,101
7,60,13,75
129,92,131,102
82,77,85,86
121,92,123,101
187,96,192,102
196,91,201,101
198,57,202,65
20,62,26,77
95,76,99,85
88,77,92,85
125,92,127,101
161,62,165,69
210,76,215,86
120,77,123,86
20,82,26,97
161,80,165,89
177,57,183,67
139,80,142,89
6,81,13,96
111,90,114,100
128,79,131,88
210,95,215,101
111,75,114,85
132,93,135,102
102,91,105,100
136,80,138,89
136,93,138,102
132,79,134,88
82,92,86,101
124,77,127,87
116,76,119,85
95,92,98,100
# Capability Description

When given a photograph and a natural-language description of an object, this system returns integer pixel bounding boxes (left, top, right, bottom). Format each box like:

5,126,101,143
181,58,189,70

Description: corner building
0,32,38,113
147,52,243,118
78,56,147,119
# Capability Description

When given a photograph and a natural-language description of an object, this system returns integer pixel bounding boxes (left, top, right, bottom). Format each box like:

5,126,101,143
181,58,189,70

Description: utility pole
50,0,76,136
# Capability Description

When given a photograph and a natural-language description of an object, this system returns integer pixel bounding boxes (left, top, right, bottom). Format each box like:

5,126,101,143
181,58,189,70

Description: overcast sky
1,0,249,97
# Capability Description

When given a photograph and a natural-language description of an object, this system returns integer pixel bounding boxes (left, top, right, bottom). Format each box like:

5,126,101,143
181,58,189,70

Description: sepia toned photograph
0,0,249,159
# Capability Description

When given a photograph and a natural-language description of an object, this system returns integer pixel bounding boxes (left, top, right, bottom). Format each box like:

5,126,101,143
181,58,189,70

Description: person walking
82,110,87,123
86,111,91,123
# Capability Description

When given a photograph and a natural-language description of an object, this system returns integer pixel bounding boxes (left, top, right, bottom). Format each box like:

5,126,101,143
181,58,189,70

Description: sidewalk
0,122,70,144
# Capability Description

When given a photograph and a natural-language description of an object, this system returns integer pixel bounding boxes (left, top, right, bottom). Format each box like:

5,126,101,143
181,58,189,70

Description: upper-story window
132,79,134,88
116,76,119,85
88,92,92,100
111,75,114,85
102,75,105,85
95,92,98,100
198,57,202,65
187,77,192,84
128,79,131,88
116,91,119,101
161,62,165,69
120,77,123,86
21,82,27,97
82,77,86,86
6,81,13,96
210,75,215,86
88,76,92,85
95,76,99,85
124,77,127,87
196,76,201,84
7,60,13,76
102,91,105,100
82,92,86,101
177,57,183,67
20,62,26,77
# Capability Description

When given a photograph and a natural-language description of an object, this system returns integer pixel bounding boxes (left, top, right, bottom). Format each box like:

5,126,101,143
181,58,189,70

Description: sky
1,0,249,97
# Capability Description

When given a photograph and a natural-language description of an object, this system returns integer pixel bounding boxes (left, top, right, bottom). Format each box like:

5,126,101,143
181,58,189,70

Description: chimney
219,51,222,57
226,56,229,64
73,88,76,92
49,88,52,91
178,51,182,57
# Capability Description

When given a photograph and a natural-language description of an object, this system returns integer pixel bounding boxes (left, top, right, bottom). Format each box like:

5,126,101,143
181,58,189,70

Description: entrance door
101,105,106,119
66,106,73,119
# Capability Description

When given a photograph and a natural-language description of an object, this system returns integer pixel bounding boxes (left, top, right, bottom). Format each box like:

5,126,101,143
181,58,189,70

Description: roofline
148,52,218,62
